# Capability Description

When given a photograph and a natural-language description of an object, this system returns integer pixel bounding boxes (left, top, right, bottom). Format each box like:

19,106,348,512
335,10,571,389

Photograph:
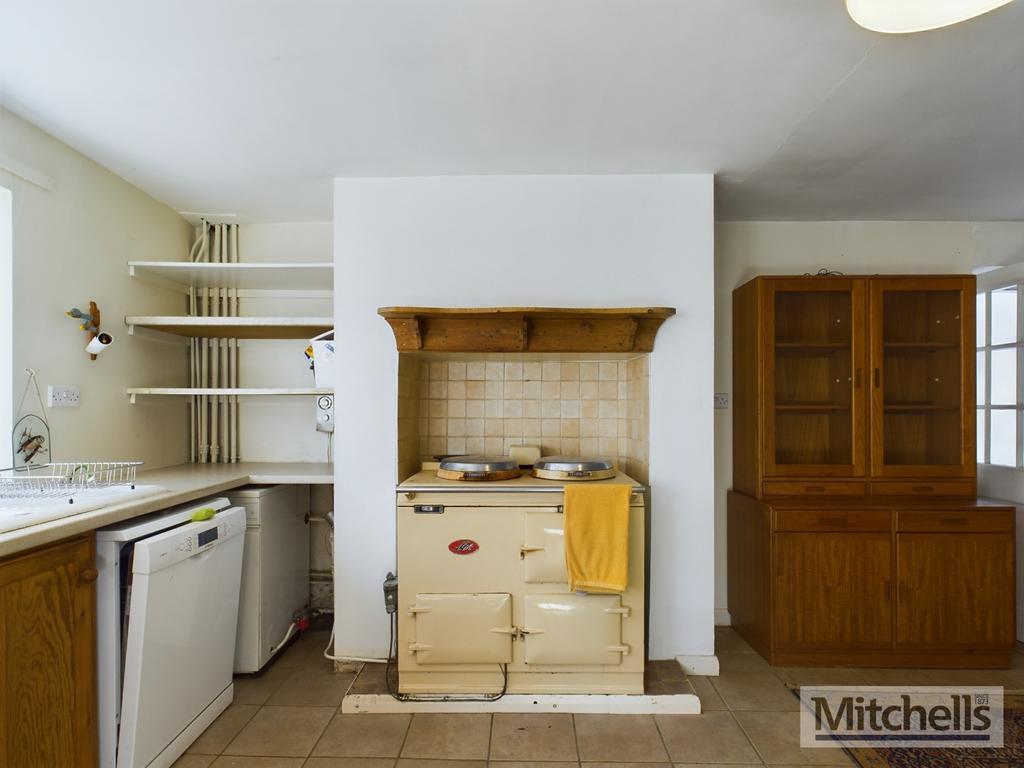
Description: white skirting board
341,693,701,715
675,654,720,676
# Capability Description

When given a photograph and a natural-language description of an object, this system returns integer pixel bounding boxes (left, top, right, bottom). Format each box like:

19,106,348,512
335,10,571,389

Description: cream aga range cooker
396,455,645,695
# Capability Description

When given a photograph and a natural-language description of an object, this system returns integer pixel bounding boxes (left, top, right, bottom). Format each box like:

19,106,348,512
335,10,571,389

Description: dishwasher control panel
133,506,247,574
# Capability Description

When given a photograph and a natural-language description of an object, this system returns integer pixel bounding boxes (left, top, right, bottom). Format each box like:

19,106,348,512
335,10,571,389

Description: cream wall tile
581,419,599,437
430,361,447,380
448,400,466,418
485,361,504,380
504,380,524,399
561,400,580,418
560,381,580,400
448,381,466,399
485,380,503,399
580,362,599,381
485,437,503,454
561,438,580,454
428,381,447,399
485,418,504,437
466,400,485,418
542,419,560,437
560,362,580,381
428,436,446,455
485,400,503,418
503,400,523,418
504,418,523,436
466,418,484,437
523,419,541,437
599,419,618,437
466,381,486,400
542,381,560,399
599,380,618,399
447,418,466,437
428,400,446,418
448,361,466,381
523,400,541,418
599,437,618,455
560,419,580,438
599,400,618,419
504,362,523,381
581,437,599,455
599,361,618,381
429,418,447,436
466,361,486,380
580,381,599,400
447,437,466,454
523,361,542,381
523,381,542,399
542,361,560,381
466,436,485,453
542,400,561,419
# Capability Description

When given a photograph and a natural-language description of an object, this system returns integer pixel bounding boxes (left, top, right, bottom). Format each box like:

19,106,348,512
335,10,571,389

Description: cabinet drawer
897,510,1014,533
775,509,891,532
764,481,866,497
871,481,975,497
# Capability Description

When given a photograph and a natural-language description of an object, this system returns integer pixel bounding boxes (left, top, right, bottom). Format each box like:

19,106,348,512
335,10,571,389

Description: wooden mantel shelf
377,306,676,353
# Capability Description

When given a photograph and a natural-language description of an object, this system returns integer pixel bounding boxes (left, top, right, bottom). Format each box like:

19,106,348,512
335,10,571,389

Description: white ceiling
1,0,1021,222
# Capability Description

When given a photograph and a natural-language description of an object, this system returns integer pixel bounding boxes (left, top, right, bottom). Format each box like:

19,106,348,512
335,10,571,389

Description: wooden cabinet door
0,536,97,768
869,276,975,478
763,278,868,478
774,532,892,650
896,533,1015,650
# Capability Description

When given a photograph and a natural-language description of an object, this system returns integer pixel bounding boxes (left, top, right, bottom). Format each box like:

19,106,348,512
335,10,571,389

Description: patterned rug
843,695,1024,768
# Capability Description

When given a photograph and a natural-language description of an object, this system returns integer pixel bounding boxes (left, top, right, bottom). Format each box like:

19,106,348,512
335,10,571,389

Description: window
0,185,10,465
977,285,1022,467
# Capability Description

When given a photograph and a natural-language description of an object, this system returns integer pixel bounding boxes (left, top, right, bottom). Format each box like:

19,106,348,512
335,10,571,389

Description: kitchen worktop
0,462,333,559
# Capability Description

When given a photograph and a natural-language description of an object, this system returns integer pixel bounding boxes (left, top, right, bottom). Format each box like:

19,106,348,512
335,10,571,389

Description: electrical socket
714,392,730,410
48,385,81,408
316,394,334,433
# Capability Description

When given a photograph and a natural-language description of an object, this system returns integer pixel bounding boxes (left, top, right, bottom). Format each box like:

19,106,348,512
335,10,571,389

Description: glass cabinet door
870,278,974,477
765,279,866,476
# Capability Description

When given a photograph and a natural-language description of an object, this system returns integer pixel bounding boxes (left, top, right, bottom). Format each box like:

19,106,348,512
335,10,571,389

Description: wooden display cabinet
729,274,1013,667
733,274,975,498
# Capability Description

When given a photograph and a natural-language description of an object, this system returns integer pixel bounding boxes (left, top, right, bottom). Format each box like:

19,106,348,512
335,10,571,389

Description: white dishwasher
96,498,246,768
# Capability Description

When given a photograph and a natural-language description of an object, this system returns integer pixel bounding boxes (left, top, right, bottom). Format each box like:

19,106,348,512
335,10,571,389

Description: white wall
333,174,715,661
713,221,978,624
1,107,192,468
233,222,334,462
0,186,11,455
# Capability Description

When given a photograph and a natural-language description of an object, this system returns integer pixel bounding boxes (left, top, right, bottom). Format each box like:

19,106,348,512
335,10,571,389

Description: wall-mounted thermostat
316,394,334,433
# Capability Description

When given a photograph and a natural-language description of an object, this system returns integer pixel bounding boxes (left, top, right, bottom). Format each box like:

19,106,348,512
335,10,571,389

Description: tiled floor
174,627,1024,768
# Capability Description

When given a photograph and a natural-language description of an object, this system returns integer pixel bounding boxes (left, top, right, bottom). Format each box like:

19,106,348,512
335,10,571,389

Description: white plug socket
316,394,334,433
48,385,81,408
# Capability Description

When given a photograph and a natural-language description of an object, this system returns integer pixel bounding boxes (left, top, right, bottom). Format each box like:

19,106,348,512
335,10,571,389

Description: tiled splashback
397,354,650,482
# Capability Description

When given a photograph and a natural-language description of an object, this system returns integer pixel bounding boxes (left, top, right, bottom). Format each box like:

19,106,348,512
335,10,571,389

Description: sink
0,484,165,534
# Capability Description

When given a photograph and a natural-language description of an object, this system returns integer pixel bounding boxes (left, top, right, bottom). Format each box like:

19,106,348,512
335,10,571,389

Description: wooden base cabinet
0,536,97,767
728,492,1016,668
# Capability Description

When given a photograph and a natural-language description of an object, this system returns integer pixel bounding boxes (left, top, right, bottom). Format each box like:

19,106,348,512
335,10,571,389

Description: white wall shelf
126,387,331,404
124,316,333,339
128,261,333,293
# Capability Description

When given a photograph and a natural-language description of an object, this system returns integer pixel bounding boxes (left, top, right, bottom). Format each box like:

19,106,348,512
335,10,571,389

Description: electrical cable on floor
323,625,389,664
385,611,508,702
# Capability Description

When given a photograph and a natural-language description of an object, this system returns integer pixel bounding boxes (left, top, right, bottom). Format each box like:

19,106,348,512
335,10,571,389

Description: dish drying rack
0,461,142,499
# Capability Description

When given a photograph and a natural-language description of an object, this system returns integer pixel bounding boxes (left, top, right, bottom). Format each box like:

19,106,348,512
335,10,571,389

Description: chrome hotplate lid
533,456,615,473
439,455,518,473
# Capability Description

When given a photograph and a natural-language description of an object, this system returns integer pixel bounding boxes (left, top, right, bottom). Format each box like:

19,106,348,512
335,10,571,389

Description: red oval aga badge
448,539,479,555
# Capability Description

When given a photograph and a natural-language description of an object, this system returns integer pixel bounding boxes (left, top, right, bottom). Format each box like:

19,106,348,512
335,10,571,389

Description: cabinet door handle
873,368,881,388
80,567,99,584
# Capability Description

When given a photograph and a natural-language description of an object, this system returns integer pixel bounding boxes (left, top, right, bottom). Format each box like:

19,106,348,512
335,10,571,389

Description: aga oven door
522,593,630,666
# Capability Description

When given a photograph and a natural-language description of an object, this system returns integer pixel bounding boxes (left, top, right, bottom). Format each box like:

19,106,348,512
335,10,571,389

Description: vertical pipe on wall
209,224,221,462
229,224,240,462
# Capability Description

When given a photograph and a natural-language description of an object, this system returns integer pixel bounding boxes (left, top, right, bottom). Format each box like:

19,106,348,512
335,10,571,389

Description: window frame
977,282,1024,469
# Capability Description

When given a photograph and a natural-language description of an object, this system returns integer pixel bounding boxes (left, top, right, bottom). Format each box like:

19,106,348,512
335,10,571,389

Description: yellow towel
563,483,631,593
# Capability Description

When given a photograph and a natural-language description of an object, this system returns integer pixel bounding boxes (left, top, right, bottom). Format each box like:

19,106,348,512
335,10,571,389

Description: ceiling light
846,0,1015,33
